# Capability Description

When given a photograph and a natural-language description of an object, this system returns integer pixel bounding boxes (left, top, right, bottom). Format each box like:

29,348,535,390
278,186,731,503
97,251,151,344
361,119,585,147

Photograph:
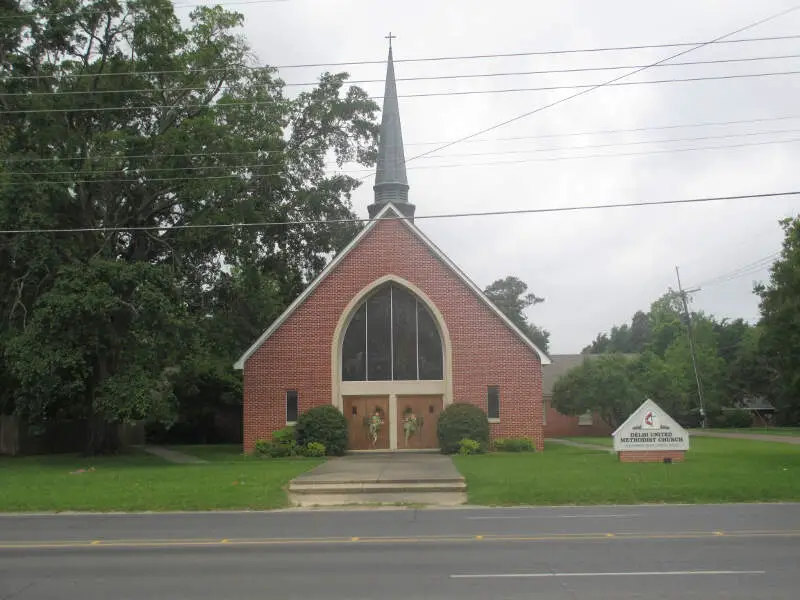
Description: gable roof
233,203,551,369
542,353,638,395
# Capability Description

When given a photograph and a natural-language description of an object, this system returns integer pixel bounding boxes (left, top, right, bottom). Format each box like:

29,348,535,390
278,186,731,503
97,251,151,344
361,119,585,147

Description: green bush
301,442,327,457
714,409,753,429
458,438,482,455
254,439,271,456
437,402,489,454
272,425,296,445
254,440,296,458
493,437,535,452
295,405,349,456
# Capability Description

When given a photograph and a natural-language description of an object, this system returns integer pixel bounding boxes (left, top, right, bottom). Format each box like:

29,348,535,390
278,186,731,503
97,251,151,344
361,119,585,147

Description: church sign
612,399,689,462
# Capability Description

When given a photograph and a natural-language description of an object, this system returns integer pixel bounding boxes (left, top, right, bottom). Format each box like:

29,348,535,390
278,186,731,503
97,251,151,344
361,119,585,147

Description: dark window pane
342,304,366,381
487,386,500,419
367,286,392,381
392,286,418,380
417,304,443,380
286,390,299,423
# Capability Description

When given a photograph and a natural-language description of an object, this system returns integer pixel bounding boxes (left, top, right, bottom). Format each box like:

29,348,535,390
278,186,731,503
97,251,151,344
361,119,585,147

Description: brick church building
235,45,550,453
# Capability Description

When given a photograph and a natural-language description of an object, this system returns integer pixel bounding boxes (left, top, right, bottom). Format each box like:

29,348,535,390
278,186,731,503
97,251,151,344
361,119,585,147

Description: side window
487,386,500,420
286,390,299,424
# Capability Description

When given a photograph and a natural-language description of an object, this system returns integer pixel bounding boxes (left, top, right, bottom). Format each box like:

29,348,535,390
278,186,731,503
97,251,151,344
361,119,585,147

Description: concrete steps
287,455,467,507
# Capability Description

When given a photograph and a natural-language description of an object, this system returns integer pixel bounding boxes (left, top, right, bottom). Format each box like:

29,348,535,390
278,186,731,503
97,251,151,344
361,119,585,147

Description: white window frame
578,410,593,426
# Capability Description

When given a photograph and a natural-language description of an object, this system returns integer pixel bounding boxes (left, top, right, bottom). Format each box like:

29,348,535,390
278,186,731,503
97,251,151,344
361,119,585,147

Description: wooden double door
397,395,442,450
342,395,443,451
344,396,391,450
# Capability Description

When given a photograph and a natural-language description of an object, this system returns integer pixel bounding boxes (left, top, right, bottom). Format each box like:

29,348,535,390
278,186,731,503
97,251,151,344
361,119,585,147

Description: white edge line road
450,570,767,579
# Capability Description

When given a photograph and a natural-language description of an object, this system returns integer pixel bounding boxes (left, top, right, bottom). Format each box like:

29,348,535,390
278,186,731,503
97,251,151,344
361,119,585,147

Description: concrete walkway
138,445,208,464
690,430,800,445
289,452,466,507
548,438,614,453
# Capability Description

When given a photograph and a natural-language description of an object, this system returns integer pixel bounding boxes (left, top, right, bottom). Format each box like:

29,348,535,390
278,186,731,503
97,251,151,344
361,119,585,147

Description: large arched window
341,283,443,381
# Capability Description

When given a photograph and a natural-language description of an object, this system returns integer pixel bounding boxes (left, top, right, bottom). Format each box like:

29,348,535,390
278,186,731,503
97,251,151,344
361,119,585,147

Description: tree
583,310,652,354
483,275,550,352
0,0,378,452
551,354,640,428
756,217,800,424
661,318,726,420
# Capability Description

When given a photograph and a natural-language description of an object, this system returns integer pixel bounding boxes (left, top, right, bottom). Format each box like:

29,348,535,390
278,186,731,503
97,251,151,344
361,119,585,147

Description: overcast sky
181,0,800,353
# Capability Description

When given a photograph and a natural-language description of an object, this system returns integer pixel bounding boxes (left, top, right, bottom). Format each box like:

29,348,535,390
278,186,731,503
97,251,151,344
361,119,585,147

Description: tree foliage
0,0,378,452
551,354,640,428
483,275,550,352
569,283,776,426
756,216,800,424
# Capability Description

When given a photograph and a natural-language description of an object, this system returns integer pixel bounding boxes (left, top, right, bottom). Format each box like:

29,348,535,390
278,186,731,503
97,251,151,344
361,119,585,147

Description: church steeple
368,36,415,220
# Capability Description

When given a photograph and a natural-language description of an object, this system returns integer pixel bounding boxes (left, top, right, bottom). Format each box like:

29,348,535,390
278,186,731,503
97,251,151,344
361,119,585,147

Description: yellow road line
1,530,799,550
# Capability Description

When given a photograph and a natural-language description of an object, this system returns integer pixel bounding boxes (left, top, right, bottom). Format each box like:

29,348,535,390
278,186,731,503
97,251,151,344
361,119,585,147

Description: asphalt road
1,503,799,600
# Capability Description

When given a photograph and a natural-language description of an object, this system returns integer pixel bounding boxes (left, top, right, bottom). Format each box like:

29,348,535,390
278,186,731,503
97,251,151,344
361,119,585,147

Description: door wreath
402,406,424,446
364,407,385,447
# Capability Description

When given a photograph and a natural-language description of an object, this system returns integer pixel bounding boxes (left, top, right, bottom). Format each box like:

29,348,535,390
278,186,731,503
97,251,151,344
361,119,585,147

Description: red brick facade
242,216,544,453
618,450,686,463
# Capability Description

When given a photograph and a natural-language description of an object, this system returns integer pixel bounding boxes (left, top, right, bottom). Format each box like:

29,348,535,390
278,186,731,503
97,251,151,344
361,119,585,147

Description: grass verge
453,437,800,506
0,448,322,512
561,436,613,447
694,427,800,438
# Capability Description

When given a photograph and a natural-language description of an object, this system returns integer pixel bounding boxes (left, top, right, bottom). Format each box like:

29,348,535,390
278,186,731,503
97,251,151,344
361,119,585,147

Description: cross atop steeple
385,32,396,49
368,37,415,220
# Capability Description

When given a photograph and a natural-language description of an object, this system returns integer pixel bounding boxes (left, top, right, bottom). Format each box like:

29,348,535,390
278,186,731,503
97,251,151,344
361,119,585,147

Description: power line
6,136,800,184
690,252,780,289
398,70,800,99
391,4,800,179
0,191,797,235
409,114,800,146
8,127,800,177
5,69,800,114
4,34,800,78
7,113,800,164
406,128,800,160
7,53,800,97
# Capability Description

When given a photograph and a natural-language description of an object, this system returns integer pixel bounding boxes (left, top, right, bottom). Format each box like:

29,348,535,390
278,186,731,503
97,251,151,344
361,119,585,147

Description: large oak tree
0,0,378,452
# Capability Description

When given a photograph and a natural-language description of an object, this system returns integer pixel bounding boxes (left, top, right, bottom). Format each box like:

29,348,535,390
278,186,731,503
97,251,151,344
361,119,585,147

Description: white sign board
612,399,689,452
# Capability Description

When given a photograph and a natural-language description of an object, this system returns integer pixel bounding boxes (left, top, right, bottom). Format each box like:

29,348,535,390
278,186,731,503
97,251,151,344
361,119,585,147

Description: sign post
612,399,690,463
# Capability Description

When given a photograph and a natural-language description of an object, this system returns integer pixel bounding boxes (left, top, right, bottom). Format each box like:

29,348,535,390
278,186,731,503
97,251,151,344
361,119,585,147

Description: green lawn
167,444,248,462
562,436,613,447
0,448,322,512
453,437,800,506
695,427,800,437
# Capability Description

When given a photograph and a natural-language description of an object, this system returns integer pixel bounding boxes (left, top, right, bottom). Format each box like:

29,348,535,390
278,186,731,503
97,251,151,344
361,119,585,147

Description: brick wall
618,450,686,463
543,396,613,438
243,217,544,452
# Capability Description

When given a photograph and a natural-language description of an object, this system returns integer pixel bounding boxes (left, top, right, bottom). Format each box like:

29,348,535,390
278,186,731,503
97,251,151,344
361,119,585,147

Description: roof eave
233,202,551,369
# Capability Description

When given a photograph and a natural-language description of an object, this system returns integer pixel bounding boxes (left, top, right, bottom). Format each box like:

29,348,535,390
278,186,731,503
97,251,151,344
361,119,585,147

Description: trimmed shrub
301,442,327,457
437,403,489,454
493,437,535,452
458,438,482,455
295,405,349,456
272,425,296,445
254,439,271,456
254,440,296,458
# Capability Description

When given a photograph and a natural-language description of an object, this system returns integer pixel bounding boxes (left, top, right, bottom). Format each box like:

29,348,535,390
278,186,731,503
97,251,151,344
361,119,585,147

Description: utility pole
675,266,706,428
